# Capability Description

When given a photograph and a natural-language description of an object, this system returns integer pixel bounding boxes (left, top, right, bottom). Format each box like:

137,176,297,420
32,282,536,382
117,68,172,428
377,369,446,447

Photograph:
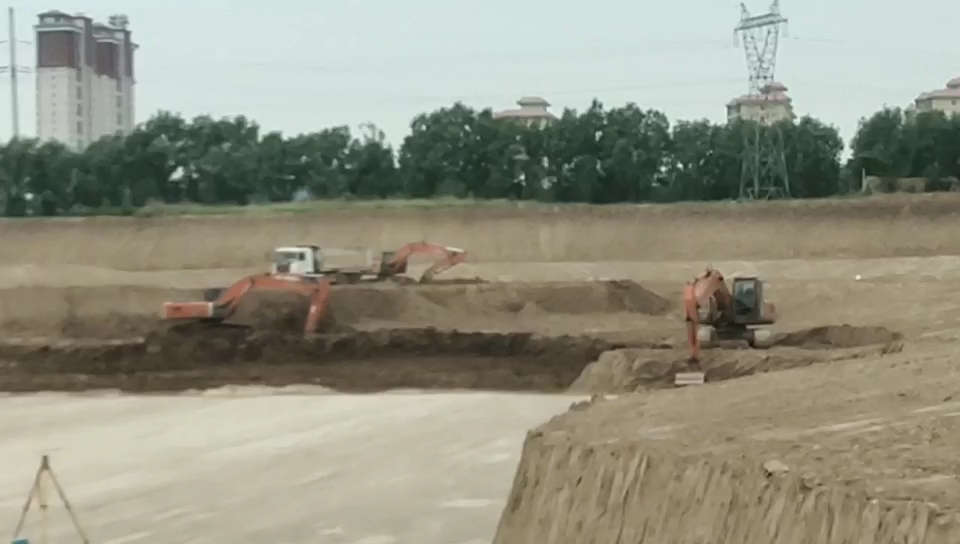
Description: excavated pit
0,327,627,393
0,279,677,393
570,325,904,394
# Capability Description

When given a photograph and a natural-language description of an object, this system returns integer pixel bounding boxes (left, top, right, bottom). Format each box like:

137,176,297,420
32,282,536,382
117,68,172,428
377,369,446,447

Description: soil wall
0,286,193,337
493,434,958,543
0,280,670,338
3,195,959,270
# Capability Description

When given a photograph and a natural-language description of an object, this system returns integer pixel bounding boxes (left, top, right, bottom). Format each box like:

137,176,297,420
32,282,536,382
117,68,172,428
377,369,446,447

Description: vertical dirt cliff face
493,433,960,544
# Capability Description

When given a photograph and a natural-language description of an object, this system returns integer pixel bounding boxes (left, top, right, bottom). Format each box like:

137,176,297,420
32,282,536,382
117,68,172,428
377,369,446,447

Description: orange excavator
677,266,778,385
160,241,467,336
162,273,333,335
271,242,467,284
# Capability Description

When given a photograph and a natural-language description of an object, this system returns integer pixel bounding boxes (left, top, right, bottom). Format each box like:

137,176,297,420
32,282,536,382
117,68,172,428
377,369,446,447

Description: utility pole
733,0,791,200
0,7,32,140
8,7,19,137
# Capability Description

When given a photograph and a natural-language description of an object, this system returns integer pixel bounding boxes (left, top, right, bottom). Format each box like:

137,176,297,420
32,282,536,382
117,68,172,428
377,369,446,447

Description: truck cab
272,246,322,276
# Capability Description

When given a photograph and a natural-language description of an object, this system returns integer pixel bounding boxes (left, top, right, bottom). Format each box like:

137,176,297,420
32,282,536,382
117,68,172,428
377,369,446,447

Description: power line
139,33,960,76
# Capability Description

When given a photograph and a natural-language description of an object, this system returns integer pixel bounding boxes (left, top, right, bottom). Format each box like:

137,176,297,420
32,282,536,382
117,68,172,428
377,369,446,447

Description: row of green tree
0,101,953,216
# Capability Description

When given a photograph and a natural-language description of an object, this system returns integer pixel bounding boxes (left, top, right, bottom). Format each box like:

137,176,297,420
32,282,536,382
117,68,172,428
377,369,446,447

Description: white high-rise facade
35,10,136,151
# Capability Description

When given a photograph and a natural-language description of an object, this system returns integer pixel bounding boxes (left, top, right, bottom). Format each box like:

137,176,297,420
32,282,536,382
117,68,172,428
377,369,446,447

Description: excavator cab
731,277,775,325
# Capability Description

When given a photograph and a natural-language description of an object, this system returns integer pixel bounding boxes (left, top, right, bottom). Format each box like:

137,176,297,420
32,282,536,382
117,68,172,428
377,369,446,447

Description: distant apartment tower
493,96,557,128
726,82,795,125
35,10,136,150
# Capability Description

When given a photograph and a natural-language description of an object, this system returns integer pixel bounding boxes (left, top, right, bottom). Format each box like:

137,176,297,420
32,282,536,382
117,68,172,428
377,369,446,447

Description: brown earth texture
4,194,960,542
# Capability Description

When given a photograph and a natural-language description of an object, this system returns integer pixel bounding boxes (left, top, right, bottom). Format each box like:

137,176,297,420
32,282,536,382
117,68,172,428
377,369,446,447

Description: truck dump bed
317,248,379,273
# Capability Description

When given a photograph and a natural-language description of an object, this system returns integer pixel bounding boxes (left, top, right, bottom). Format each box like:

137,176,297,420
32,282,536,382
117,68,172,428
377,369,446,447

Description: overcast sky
1,0,959,150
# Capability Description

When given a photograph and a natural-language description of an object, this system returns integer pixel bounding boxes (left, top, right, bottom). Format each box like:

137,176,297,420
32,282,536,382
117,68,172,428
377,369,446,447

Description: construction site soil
1,193,960,271
4,195,960,543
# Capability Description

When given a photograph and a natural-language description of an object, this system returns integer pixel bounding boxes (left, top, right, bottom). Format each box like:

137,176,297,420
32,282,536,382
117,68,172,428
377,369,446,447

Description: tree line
848,107,960,188
0,100,954,216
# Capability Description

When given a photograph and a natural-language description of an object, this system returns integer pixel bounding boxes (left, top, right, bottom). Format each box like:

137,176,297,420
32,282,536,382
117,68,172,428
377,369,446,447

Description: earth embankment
2,195,958,270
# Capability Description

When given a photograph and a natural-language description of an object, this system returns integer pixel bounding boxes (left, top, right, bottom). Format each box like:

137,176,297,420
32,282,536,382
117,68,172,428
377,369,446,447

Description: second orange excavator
677,266,778,385
162,273,333,335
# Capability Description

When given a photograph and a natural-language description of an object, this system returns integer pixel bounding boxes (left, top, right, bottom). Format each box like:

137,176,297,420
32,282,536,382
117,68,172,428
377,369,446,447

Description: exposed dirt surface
773,324,903,348
569,325,902,394
0,280,672,339
0,327,627,393
4,208,960,543
326,280,671,327
3,193,960,271
498,342,960,543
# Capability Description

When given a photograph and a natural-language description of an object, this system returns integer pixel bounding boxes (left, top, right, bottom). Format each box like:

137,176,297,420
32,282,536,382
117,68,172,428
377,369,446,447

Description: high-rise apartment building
35,10,136,150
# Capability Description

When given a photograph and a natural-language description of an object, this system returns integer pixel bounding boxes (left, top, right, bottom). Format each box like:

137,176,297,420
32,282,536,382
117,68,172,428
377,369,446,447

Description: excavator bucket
674,371,705,386
162,301,217,320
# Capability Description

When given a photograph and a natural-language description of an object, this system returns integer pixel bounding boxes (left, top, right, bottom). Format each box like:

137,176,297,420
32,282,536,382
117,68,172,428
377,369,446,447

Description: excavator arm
161,273,333,335
682,266,734,364
380,242,467,283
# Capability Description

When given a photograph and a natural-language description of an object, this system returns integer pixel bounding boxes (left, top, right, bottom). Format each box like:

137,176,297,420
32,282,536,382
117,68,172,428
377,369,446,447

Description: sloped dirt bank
570,325,903,394
0,328,627,393
496,344,960,543
493,434,953,544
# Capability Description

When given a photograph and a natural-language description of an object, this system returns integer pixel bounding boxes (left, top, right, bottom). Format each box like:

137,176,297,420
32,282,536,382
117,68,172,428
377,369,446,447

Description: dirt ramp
495,434,947,543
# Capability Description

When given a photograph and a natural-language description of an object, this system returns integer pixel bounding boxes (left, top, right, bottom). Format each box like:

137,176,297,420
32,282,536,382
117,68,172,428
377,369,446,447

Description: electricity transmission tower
733,0,791,200
0,7,32,139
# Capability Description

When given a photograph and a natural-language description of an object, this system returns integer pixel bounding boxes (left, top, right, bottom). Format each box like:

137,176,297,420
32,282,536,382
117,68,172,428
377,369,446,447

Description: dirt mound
327,280,671,325
570,345,886,394
0,328,622,393
223,290,318,331
774,324,902,348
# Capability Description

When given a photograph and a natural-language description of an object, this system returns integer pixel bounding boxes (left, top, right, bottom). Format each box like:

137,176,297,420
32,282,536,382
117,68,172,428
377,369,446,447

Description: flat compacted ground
0,390,578,544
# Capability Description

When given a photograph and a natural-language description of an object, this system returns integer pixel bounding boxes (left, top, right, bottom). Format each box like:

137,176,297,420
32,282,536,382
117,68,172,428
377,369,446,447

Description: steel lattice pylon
734,1,791,200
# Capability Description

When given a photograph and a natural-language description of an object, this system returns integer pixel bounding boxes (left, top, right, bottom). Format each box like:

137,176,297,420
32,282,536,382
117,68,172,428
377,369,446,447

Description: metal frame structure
734,1,791,200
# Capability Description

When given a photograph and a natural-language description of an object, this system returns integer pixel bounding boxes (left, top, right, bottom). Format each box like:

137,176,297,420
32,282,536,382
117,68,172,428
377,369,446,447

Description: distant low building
914,77,960,115
726,82,794,125
492,96,556,128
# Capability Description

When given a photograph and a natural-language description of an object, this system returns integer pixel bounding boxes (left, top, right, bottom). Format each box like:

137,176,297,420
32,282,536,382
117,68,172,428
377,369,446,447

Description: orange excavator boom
683,268,727,363
380,242,467,283
161,273,333,335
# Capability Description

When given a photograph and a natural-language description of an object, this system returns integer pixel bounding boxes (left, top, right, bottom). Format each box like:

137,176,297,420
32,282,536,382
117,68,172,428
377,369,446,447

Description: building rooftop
727,81,792,107
493,96,557,120
916,77,960,101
